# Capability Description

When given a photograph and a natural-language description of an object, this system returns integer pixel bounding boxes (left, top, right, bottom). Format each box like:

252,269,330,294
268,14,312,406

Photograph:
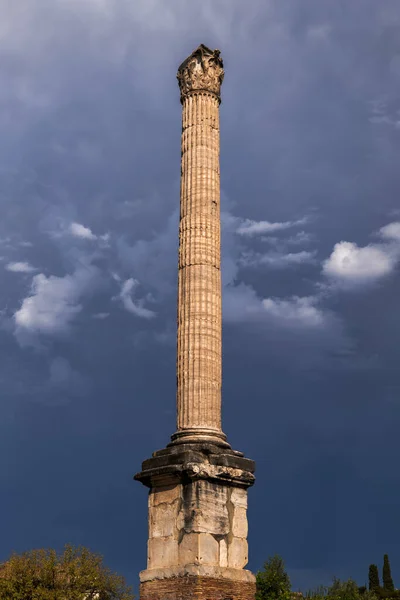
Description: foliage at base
0,544,134,600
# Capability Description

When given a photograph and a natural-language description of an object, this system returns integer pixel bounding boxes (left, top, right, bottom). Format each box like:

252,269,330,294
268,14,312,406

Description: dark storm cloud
1,0,400,593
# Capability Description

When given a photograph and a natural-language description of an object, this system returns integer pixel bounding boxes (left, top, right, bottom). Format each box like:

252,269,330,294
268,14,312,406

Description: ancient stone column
172,45,226,447
135,45,256,600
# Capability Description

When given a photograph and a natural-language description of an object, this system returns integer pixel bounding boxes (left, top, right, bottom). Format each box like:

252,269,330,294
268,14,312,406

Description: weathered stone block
230,487,248,508
149,502,179,539
198,532,219,565
148,537,178,569
181,480,229,535
178,532,219,566
150,484,181,506
219,538,228,567
228,537,248,569
231,506,248,539
178,533,199,565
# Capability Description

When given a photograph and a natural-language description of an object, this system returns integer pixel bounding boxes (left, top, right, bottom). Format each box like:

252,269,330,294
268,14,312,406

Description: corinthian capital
177,44,224,103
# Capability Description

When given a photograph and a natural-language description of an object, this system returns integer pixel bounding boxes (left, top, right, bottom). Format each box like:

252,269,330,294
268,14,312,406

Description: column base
140,566,256,600
169,428,231,449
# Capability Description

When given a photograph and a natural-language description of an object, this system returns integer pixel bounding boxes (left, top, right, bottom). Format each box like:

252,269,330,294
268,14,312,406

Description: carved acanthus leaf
177,44,224,103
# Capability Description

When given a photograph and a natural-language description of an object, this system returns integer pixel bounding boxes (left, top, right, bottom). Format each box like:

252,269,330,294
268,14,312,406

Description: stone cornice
134,443,255,489
177,44,224,103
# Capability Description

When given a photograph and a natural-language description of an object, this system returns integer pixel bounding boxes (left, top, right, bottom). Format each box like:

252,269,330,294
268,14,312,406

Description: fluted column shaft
176,90,222,438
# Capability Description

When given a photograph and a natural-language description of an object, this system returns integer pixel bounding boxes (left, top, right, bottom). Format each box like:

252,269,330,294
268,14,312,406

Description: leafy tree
359,590,380,600
383,555,395,593
327,577,361,600
256,555,291,600
369,565,381,593
0,544,134,599
305,578,379,600
304,585,327,599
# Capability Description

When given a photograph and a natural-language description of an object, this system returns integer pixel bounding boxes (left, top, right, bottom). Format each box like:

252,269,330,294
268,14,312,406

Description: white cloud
240,250,316,269
68,222,97,240
116,278,156,319
286,231,314,245
380,221,400,241
6,261,37,273
92,312,110,319
323,221,400,288
14,265,99,344
262,296,325,328
236,217,307,237
46,218,110,246
223,282,350,369
111,272,122,282
224,282,327,329
256,231,313,249
323,241,395,284
99,232,110,244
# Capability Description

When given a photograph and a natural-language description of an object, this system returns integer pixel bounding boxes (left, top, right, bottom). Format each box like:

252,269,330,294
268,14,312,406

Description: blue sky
1,0,400,593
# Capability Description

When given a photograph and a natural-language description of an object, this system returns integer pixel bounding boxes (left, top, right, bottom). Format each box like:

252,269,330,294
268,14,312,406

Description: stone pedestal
135,442,256,600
